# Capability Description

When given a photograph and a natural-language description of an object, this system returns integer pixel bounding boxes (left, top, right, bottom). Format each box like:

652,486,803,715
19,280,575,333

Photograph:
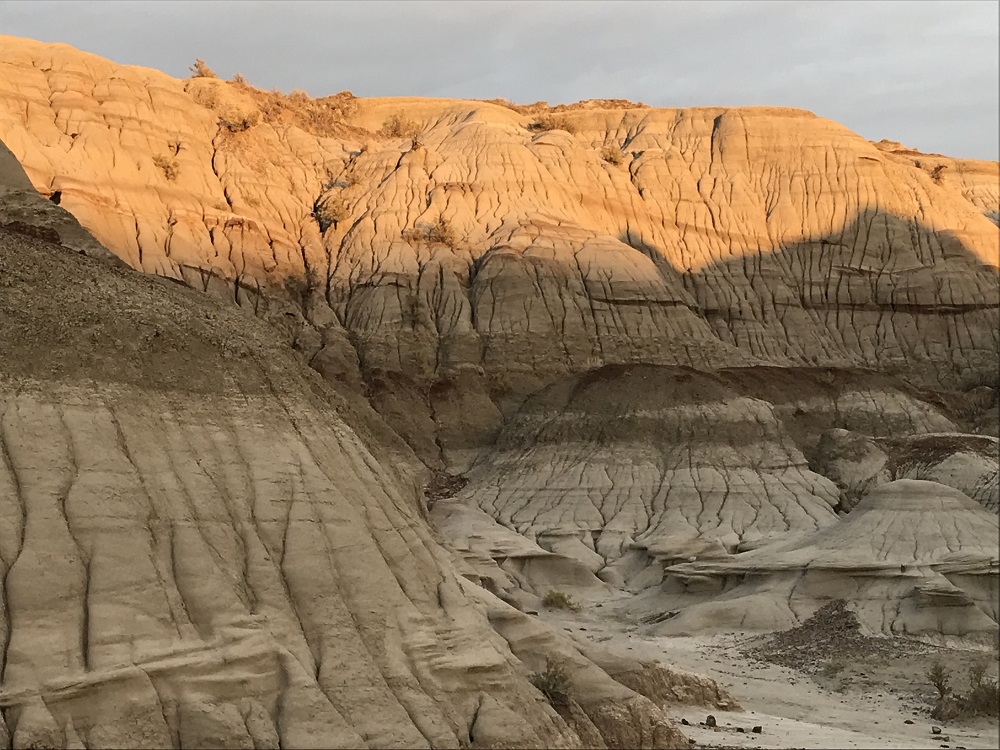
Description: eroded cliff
0,36,997,664
0,36,996,474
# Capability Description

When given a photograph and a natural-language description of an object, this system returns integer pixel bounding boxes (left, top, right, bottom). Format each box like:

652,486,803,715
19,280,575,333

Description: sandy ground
537,603,999,750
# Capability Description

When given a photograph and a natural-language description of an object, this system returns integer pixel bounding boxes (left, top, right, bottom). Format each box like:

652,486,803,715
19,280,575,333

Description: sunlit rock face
0,135,705,749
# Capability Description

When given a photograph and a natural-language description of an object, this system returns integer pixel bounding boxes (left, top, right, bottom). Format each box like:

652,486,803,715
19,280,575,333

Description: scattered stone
741,600,933,674
932,726,942,735
705,715,717,728
752,726,762,733
681,718,690,725
904,719,914,724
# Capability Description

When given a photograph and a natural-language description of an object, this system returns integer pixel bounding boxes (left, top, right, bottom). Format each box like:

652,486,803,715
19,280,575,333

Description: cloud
1,0,996,159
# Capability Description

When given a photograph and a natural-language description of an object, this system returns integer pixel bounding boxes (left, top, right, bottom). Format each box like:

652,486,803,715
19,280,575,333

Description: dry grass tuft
189,59,218,79
529,114,577,134
219,111,261,133
377,114,422,139
600,145,624,165
152,154,179,181
225,73,364,139
541,590,581,612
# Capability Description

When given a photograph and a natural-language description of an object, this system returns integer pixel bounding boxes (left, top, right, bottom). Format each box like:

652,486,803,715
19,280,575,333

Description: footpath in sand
536,598,1000,750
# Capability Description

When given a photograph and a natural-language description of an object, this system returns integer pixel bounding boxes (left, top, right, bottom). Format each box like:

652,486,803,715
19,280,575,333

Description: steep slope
0,36,996,474
0,36,996,651
0,140,717,749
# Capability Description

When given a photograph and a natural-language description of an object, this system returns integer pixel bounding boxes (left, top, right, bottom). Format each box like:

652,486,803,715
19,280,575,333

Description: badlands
0,35,997,749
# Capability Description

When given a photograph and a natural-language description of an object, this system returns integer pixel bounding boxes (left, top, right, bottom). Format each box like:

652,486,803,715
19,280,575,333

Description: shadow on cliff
619,207,999,392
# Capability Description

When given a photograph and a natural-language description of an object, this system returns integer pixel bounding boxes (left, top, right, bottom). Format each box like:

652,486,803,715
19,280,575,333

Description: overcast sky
3,0,997,160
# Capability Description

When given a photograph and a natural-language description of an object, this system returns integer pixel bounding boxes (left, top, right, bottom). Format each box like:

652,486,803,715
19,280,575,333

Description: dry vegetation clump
529,114,577,134
402,217,458,248
928,660,1000,720
377,113,422,139
425,216,457,246
478,98,526,112
312,196,350,233
529,658,572,707
930,164,947,183
152,154,179,181
600,145,625,165
226,72,365,139
189,58,218,79
218,110,261,133
476,98,550,115
541,590,581,612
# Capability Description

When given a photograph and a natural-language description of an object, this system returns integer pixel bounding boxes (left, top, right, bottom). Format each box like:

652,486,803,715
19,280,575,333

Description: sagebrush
529,658,572,707
189,58,217,78
600,145,624,165
530,114,577,134
219,111,261,133
928,660,999,720
542,590,580,612
378,114,422,139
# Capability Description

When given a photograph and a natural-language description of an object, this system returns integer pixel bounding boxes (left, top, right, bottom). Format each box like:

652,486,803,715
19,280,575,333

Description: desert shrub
219,110,261,133
541,590,580,612
313,197,349,233
231,72,249,86
930,164,946,183
959,661,999,718
252,89,359,139
530,114,577,134
928,660,999,720
378,113,422,139
600,145,624,165
189,59,218,79
401,217,458,248
927,661,951,700
529,658,572,707
425,216,456,246
152,154,179,181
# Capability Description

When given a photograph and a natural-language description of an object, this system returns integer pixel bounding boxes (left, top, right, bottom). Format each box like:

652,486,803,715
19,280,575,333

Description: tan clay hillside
0,134,747,748
0,37,998,729
0,38,996,449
